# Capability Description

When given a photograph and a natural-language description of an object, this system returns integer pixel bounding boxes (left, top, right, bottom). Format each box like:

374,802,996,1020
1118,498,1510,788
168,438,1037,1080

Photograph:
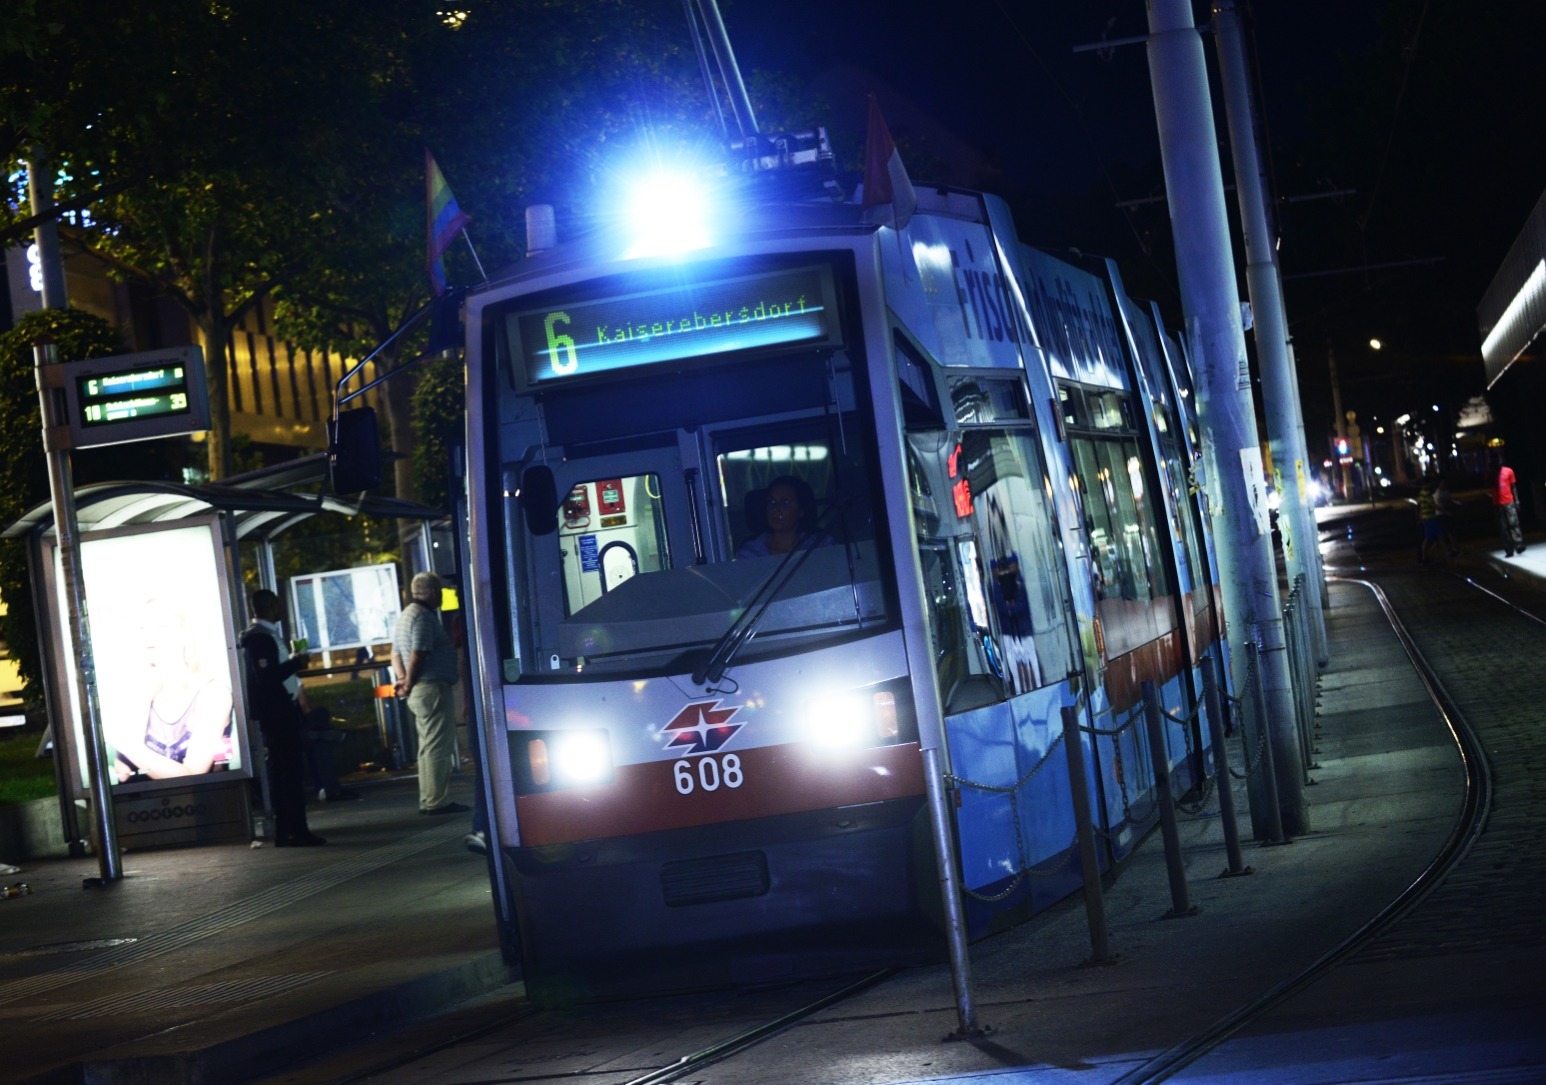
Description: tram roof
1,452,445,543
473,196,880,299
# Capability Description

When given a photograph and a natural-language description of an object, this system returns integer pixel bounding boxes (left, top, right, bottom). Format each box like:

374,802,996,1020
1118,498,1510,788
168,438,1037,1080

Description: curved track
306,508,1538,1085
1108,575,1492,1084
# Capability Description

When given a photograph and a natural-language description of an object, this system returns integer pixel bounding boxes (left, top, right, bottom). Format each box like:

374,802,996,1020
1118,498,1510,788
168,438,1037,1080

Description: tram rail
312,568,1496,1085
1108,575,1492,1084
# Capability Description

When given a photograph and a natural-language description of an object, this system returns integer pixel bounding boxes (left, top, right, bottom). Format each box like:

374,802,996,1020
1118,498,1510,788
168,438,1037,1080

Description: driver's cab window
557,474,669,615
715,422,861,563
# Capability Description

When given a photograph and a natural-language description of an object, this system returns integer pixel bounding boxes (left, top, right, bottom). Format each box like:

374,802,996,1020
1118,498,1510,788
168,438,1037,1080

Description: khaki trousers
407,680,456,811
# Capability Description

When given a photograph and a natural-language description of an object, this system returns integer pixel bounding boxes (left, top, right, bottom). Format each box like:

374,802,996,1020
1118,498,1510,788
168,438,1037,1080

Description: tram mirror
328,408,381,494
521,465,559,535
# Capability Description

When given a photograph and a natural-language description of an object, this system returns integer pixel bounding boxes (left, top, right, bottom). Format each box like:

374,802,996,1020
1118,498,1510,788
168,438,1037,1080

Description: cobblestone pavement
1354,567,1546,961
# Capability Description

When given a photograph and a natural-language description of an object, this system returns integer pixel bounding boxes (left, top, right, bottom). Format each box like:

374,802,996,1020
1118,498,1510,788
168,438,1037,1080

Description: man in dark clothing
241,591,325,846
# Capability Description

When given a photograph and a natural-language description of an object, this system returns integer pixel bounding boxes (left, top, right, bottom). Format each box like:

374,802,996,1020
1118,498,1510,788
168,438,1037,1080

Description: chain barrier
1157,695,1225,818
1079,710,1152,829
947,731,1079,903
1222,649,1271,780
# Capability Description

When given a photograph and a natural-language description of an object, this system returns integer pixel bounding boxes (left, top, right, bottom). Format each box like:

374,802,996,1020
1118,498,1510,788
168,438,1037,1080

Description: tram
456,142,1230,1003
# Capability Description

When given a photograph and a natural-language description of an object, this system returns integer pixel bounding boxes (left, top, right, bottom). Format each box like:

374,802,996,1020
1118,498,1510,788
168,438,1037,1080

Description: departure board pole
34,340,121,886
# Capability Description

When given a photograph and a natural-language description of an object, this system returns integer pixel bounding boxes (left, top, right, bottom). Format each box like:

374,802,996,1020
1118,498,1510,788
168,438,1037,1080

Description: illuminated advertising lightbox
511,264,840,386
50,521,248,793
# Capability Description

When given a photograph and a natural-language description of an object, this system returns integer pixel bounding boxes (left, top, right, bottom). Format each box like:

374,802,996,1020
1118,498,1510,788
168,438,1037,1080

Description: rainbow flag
426,149,470,296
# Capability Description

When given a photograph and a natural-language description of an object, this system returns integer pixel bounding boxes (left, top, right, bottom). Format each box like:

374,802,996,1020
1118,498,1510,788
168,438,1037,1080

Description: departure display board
61,345,210,448
512,264,839,385
77,364,191,427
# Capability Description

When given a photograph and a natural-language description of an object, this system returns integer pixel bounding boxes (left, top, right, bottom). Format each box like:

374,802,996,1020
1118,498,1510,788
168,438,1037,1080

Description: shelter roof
1,453,444,542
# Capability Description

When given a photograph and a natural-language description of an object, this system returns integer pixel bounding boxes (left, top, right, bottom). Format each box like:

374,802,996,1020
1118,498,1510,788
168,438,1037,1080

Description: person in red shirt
1490,452,1526,557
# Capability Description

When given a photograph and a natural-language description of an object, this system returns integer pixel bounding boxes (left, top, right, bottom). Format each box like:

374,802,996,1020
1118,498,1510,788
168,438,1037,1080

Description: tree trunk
199,314,234,480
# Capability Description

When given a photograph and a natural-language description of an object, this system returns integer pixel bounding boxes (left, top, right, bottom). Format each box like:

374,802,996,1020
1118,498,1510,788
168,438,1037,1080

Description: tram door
903,366,1081,900
1057,380,1177,846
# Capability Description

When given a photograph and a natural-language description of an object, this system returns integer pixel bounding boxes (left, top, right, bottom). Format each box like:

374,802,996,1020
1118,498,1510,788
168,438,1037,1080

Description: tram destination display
61,346,210,448
512,264,840,385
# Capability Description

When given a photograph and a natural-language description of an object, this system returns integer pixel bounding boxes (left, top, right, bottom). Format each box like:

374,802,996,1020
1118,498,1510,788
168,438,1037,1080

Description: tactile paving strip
40,971,334,1021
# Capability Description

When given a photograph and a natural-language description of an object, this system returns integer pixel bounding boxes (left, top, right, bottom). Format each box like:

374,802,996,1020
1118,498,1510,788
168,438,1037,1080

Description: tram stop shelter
2,452,449,856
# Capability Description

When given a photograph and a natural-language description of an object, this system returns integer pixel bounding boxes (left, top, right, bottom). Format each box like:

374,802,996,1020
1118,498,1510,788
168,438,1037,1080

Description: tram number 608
673,754,743,795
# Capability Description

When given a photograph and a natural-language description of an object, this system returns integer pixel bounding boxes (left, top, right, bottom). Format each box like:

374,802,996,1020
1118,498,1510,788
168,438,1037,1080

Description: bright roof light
622,170,713,260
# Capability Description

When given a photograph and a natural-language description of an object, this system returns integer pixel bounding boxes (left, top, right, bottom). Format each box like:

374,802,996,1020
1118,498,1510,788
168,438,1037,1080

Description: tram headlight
514,728,614,793
622,170,713,260
808,692,872,748
553,730,612,784
805,682,914,749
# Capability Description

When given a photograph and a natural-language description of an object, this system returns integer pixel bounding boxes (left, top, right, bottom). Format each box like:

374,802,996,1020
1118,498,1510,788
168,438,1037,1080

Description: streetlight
1369,338,1383,350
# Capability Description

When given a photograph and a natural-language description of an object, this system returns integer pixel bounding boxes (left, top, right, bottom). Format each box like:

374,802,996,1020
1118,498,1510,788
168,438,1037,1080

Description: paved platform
0,775,509,1085
258,544,1487,1085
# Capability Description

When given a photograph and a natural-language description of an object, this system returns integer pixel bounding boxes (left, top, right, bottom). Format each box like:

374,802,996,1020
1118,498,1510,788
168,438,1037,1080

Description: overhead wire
982,0,1180,303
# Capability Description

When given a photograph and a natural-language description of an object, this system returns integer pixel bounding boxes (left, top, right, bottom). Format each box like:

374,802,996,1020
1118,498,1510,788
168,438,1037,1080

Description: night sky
730,0,1546,469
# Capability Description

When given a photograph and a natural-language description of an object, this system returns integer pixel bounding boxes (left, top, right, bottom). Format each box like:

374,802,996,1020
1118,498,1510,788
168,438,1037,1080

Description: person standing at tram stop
1491,451,1527,558
241,591,325,846
393,572,468,816
1417,483,1443,565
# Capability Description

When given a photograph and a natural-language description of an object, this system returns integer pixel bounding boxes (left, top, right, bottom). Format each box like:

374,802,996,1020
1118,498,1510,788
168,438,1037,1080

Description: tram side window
557,475,670,616
1069,436,1171,608
907,428,1072,714
1158,433,1207,595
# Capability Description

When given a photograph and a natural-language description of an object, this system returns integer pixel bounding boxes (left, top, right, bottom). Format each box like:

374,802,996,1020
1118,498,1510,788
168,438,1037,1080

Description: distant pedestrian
1490,452,1526,557
1434,479,1460,559
242,591,325,846
393,572,467,816
1417,483,1442,564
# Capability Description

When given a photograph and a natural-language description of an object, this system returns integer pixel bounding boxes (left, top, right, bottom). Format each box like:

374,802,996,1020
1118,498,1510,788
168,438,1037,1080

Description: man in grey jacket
392,572,467,815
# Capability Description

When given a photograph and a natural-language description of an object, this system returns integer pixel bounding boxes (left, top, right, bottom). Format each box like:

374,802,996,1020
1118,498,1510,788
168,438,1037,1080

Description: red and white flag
861,95,917,231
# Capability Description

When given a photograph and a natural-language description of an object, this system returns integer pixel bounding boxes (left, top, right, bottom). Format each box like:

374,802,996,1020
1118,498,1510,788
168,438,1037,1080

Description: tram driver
735,475,826,559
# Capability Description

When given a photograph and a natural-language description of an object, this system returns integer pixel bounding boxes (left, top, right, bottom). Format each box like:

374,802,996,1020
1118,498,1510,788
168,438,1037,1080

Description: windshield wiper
691,503,846,686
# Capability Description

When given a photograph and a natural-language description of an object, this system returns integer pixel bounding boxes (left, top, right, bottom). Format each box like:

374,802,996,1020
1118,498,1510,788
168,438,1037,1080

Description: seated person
736,475,822,559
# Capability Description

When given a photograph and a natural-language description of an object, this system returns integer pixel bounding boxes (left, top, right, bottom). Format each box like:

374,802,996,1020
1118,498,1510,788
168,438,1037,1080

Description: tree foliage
0,309,126,712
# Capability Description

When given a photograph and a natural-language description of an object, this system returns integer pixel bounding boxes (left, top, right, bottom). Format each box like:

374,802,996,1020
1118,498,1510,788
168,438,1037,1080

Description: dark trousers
300,707,342,797
265,730,311,841
1498,501,1525,554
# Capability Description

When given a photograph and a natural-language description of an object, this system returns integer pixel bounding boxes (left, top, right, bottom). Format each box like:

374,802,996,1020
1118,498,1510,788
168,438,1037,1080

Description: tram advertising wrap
511,264,839,385
53,522,245,792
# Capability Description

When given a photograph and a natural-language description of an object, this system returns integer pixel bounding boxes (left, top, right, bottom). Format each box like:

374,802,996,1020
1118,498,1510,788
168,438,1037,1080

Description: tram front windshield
499,256,892,678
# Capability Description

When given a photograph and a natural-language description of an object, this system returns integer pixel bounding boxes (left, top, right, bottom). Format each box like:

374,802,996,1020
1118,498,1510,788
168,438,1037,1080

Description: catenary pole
1144,0,1306,837
35,342,121,885
1288,341,1333,610
26,151,68,309
1211,0,1327,666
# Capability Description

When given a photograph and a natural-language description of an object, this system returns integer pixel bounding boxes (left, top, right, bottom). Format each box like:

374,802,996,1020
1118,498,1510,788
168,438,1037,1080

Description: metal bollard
1246,642,1288,844
1202,666,1250,877
1141,681,1197,918
1061,705,1114,962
